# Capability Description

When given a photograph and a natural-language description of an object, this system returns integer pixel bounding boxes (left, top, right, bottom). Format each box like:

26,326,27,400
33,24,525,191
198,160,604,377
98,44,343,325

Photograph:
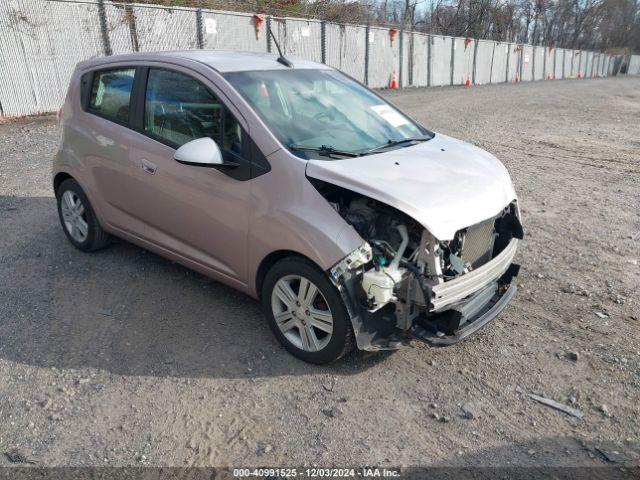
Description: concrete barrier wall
0,0,632,117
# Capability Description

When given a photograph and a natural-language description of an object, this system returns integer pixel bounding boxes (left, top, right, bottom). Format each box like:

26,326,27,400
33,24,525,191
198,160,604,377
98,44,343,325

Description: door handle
141,159,157,175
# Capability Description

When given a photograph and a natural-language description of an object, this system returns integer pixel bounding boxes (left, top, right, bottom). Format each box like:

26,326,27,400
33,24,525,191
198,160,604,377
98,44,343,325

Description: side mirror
174,137,238,168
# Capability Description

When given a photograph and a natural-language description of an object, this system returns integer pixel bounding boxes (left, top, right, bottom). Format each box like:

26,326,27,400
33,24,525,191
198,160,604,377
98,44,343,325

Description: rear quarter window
88,68,135,123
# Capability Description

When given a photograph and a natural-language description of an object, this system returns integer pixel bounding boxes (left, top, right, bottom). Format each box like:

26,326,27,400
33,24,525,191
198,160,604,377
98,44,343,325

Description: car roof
78,50,333,73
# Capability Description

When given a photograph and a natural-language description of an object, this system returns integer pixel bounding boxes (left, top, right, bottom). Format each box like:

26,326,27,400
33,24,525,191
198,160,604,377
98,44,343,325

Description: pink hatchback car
54,50,522,364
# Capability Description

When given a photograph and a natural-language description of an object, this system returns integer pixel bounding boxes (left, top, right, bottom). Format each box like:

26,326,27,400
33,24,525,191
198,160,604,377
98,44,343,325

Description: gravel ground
0,77,639,469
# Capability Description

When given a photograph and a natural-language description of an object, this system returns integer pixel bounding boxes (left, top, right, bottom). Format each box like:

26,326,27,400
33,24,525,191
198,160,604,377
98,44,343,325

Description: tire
261,256,354,364
56,178,110,252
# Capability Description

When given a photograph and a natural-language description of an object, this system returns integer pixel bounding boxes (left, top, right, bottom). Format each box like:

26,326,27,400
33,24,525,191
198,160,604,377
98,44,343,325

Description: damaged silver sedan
54,50,522,364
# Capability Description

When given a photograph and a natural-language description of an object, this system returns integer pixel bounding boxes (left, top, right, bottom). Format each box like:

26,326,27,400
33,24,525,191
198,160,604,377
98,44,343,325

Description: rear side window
88,68,135,123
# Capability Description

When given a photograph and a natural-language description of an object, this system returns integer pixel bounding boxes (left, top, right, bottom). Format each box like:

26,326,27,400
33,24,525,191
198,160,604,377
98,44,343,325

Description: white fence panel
410,33,429,87
430,36,452,86
0,0,623,117
563,50,573,77
474,40,493,85
0,0,103,116
490,43,508,83
105,4,136,54
506,44,519,82
587,52,595,78
532,46,544,80
452,37,474,85
400,31,411,87
554,49,564,79
600,54,608,76
367,26,399,88
326,24,367,84
574,51,585,77
629,55,640,74
542,47,554,79
520,45,533,81
133,6,197,51
592,53,601,76
608,55,618,75
203,11,265,52
280,18,322,63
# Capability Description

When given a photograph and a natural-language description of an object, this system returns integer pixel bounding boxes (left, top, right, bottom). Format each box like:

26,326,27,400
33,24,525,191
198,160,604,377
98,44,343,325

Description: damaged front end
319,181,523,351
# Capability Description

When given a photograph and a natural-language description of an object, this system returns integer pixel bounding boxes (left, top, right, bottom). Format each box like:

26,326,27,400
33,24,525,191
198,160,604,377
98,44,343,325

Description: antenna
268,28,293,68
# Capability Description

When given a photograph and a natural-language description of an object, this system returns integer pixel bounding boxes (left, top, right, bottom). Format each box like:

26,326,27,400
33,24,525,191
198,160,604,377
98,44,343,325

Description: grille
461,219,496,268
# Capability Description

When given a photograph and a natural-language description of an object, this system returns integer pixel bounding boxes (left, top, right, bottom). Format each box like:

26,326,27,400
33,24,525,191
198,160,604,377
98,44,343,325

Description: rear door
126,65,253,285
81,66,150,238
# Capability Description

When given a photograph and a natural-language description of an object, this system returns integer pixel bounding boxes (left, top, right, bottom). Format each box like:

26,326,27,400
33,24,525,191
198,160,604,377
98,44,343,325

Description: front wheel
261,257,354,364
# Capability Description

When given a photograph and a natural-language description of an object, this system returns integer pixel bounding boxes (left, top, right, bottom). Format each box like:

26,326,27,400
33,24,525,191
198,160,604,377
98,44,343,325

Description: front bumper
337,237,520,352
411,282,517,346
430,238,519,311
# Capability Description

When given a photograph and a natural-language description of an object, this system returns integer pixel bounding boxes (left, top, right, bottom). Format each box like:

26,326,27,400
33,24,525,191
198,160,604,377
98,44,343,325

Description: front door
127,66,251,286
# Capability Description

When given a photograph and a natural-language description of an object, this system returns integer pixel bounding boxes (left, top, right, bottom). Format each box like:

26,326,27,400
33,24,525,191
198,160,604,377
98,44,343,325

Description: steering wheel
312,111,334,122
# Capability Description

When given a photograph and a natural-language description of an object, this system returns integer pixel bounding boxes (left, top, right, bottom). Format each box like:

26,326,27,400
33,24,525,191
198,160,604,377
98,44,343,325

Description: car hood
305,133,517,240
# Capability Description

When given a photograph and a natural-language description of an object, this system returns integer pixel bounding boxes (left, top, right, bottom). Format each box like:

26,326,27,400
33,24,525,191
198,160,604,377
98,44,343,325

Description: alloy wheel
60,190,89,243
271,274,334,352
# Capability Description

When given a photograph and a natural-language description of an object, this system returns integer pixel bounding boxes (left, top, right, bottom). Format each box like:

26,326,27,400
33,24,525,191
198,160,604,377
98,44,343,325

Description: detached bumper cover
431,238,519,311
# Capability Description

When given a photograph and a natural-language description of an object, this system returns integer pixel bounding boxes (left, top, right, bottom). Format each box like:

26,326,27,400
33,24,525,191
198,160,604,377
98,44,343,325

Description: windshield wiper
361,137,430,155
289,144,361,158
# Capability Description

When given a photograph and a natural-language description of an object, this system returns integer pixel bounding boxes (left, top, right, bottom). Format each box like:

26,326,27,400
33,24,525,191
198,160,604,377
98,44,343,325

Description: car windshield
223,69,431,159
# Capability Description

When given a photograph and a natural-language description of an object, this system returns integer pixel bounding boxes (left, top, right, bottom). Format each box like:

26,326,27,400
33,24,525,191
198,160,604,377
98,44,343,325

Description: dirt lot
0,77,639,469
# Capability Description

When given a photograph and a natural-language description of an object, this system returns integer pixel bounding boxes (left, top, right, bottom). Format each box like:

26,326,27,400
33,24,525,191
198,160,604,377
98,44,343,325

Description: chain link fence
1,0,639,117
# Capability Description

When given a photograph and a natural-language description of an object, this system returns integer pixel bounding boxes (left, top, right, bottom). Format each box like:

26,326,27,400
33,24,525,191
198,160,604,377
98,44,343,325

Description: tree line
122,0,640,52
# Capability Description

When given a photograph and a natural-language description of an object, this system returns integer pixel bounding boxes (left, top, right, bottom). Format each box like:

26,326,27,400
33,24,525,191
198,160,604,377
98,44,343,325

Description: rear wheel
56,178,109,252
262,257,354,364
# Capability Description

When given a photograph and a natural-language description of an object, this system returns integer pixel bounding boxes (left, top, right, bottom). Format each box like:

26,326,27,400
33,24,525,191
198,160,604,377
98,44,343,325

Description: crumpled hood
306,133,517,240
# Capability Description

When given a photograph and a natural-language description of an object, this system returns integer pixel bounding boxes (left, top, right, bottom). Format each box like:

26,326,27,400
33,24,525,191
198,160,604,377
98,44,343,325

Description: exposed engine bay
312,179,523,350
